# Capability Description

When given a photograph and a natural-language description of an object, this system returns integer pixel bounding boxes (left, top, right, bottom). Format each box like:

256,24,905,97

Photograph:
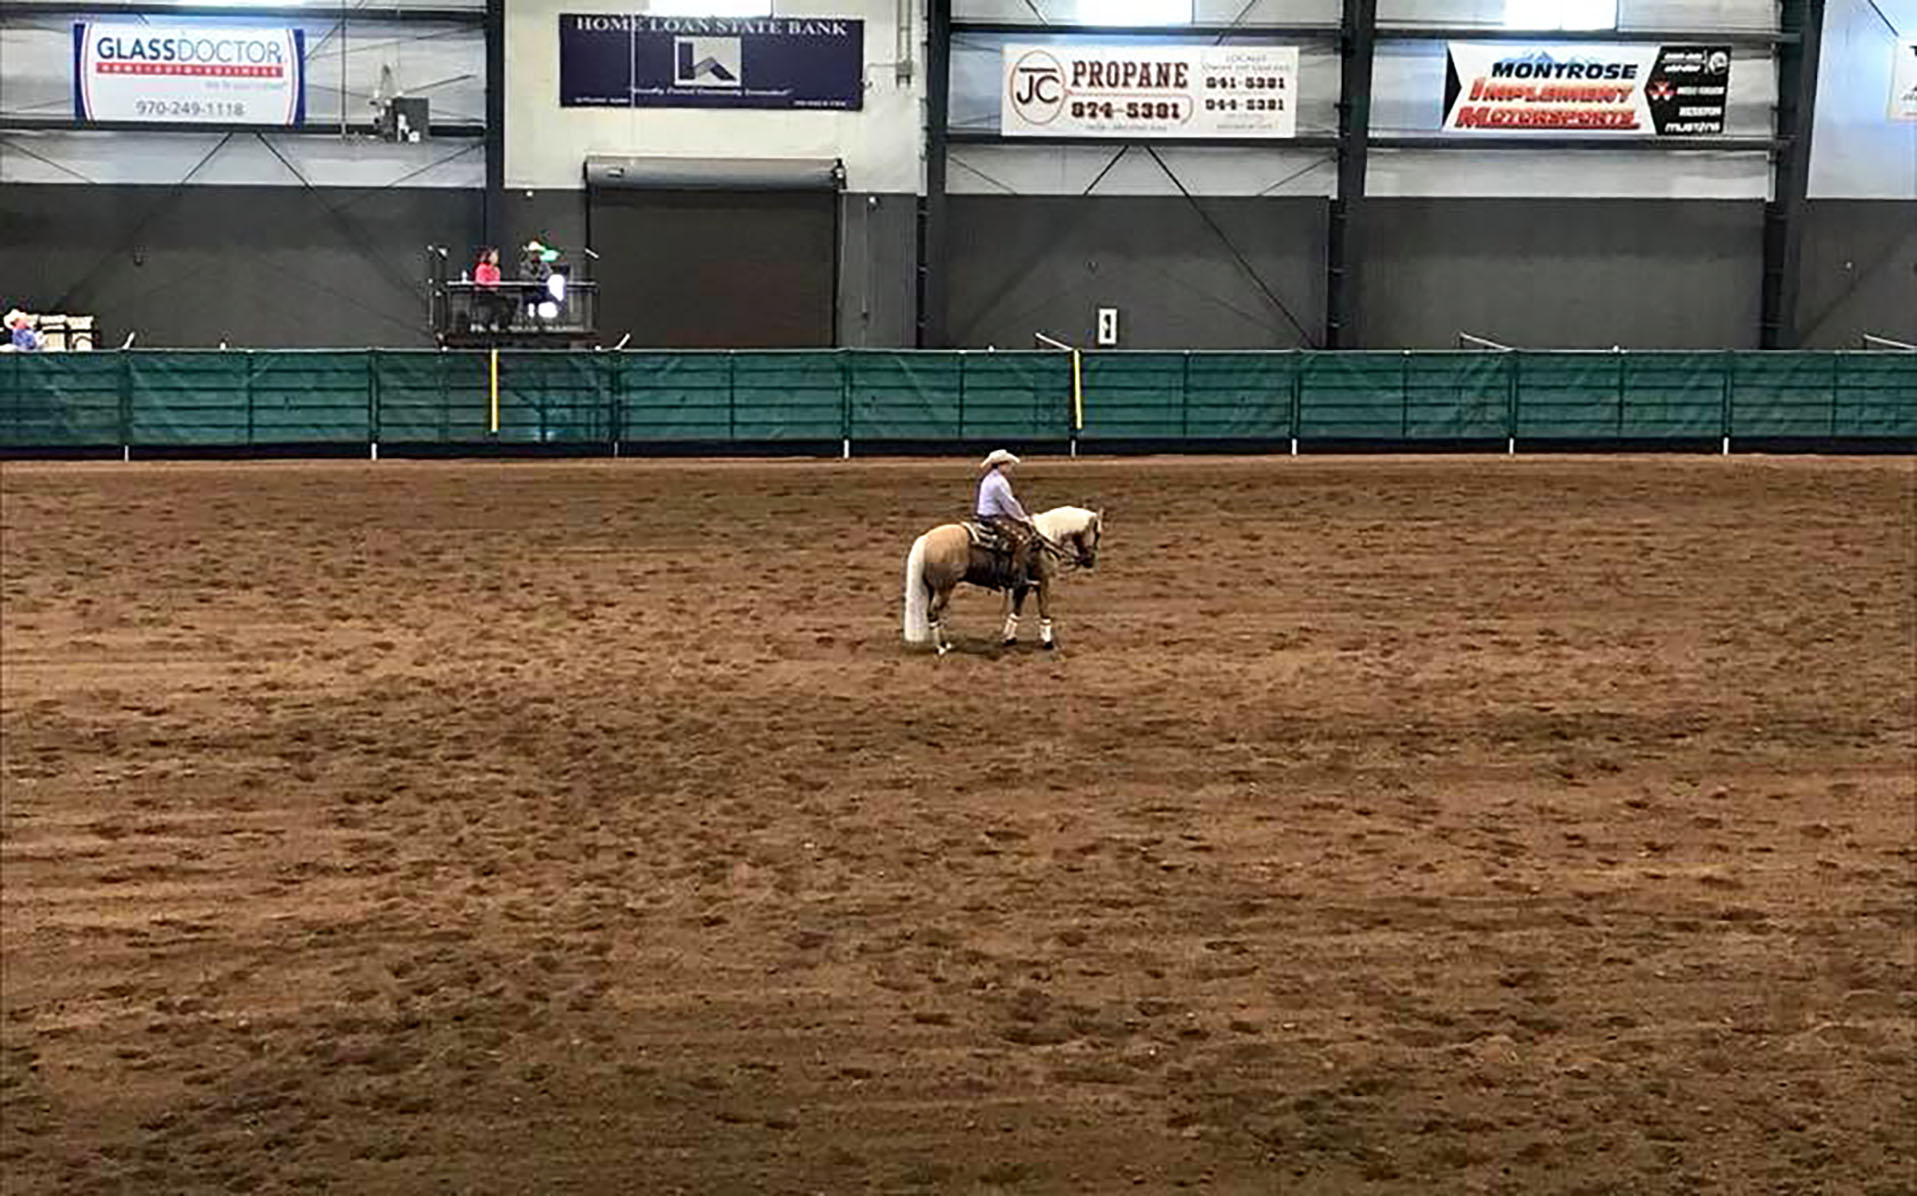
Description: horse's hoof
1041,639,1058,651
936,644,951,657
1000,638,1018,648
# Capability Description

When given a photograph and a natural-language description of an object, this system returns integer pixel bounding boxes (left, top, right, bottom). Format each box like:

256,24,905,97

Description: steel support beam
918,0,952,347
1760,0,1825,348
1372,25,1793,46
1326,0,1377,349
0,2,485,20
483,0,506,250
951,20,1340,38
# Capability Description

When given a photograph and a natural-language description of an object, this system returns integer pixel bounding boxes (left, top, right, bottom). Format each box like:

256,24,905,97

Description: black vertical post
119,350,133,451
608,350,621,452
1326,0,1377,349
1289,351,1304,443
1507,351,1521,446
483,0,506,251
1760,0,1825,349
1721,349,1734,444
1615,350,1627,438
1181,351,1192,440
917,0,952,348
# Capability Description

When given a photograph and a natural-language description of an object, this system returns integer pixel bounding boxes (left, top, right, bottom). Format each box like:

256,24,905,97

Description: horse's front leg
1034,569,1057,650
1002,584,1027,646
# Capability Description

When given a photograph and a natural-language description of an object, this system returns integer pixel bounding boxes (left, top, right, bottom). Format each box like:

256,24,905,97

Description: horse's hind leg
928,583,955,656
1002,586,1024,646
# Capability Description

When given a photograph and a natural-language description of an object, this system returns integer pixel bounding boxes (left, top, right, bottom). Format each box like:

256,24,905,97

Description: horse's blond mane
1033,505,1098,540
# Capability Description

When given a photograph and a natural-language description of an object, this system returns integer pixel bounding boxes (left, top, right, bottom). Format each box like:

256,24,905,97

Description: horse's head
1069,507,1103,570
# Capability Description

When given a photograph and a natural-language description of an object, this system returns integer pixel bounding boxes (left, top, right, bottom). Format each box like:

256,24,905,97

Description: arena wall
1,0,1912,349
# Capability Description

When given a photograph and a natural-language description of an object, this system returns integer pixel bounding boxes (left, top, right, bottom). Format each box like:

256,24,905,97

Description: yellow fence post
489,348,500,435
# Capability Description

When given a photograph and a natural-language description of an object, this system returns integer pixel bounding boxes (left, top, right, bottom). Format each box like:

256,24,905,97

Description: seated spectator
5,309,42,352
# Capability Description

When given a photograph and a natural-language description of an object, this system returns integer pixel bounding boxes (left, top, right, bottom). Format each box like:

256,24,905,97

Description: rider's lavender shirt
976,469,1028,521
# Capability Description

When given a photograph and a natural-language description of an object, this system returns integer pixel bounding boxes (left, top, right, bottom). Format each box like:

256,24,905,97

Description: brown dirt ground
1,455,1913,1195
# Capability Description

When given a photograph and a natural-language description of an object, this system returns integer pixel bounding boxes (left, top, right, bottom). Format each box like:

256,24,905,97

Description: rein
1032,528,1094,574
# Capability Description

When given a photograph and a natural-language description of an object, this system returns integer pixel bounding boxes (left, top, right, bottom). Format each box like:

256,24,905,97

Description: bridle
1036,517,1100,574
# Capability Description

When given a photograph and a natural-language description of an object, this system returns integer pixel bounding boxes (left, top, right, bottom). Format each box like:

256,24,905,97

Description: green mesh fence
248,352,374,443
851,351,962,440
498,352,612,444
375,351,490,443
1837,353,1917,437
954,352,1069,442
618,353,731,441
1,352,123,447
1299,354,1407,439
846,351,1067,441
1,348,1911,451
1189,353,1295,439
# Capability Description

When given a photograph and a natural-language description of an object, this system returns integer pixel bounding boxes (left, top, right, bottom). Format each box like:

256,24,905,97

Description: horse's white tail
902,534,932,645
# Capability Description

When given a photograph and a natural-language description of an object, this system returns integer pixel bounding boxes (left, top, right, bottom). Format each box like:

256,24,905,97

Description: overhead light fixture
1504,0,1617,30
647,0,772,16
1075,0,1193,26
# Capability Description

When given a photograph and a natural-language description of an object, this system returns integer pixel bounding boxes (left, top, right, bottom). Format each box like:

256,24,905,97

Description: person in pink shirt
472,247,505,330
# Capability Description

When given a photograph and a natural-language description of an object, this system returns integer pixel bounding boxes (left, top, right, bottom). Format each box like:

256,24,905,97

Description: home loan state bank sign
1444,43,1731,135
560,14,863,110
1002,45,1300,139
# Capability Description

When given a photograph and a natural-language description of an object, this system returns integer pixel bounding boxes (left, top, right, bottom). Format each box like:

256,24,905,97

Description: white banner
1443,42,1730,135
73,23,306,126
1001,44,1298,139
1893,39,1917,122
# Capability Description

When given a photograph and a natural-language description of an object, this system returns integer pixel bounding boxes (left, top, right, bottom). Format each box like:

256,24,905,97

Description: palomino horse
902,506,1104,655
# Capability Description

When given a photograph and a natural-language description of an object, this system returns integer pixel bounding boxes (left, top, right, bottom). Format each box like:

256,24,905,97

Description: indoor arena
2,0,1913,1192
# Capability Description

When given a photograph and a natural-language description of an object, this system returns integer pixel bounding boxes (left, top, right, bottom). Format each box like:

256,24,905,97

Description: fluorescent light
1504,0,1617,30
647,0,773,15
1076,0,1193,26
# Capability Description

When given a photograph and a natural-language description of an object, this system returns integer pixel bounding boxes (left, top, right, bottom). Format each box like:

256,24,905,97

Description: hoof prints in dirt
1,457,1912,1193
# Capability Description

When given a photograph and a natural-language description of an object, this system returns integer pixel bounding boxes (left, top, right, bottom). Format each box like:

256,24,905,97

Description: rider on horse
976,449,1038,589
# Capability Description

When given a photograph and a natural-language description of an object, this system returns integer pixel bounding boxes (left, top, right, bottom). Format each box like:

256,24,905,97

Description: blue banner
560,14,863,111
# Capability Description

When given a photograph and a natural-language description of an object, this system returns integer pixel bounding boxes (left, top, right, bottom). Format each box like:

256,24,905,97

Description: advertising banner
1000,44,1299,139
559,14,863,111
73,23,305,126
1443,42,1730,135
1893,38,1917,121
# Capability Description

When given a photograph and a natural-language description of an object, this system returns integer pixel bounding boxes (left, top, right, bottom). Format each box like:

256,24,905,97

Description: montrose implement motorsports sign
1443,43,1730,135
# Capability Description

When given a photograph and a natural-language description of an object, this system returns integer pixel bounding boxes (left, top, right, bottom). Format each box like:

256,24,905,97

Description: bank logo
1008,49,1064,124
1706,49,1730,74
674,37,739,87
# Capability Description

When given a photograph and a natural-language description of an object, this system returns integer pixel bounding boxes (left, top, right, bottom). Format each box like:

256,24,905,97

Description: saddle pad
962,520,1007,550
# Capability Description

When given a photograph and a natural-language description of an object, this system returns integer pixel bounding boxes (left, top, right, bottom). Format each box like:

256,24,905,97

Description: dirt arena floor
1,454,1912,1195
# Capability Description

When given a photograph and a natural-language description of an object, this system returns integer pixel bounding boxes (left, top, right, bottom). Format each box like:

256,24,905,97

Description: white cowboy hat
980,449,1020,471
3,309,28,329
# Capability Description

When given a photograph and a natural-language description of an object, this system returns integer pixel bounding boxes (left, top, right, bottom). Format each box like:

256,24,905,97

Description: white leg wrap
1002,613,1019,641
1039,619,1054,645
